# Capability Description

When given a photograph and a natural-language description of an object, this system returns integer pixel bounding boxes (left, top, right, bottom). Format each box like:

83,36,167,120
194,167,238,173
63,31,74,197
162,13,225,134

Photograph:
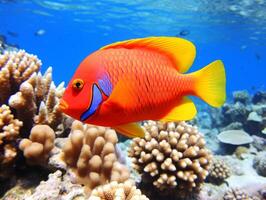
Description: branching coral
0,104,23,165
207,158,230,184
0,50,41,104
62,120,130,194
223,188,260,200
89,181,149,200
19,125,55,164
8,67,66,133
128,121,212,197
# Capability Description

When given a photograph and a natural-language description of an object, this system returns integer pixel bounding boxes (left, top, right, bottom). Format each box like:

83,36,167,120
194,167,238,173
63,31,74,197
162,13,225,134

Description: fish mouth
59,99,69,111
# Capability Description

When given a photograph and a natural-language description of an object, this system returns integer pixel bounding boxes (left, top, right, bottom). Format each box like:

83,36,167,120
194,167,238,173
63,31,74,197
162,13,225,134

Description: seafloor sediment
0,43,265,200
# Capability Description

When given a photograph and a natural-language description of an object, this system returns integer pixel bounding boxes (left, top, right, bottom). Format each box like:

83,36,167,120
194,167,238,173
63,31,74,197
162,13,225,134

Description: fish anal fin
101,37,196,73
160,97,197,122
114,123,145,138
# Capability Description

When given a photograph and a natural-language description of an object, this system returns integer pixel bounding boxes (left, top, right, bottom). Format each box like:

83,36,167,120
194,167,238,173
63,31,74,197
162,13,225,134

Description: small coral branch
19,125,55,165
0,104,23,165
89,181,149,200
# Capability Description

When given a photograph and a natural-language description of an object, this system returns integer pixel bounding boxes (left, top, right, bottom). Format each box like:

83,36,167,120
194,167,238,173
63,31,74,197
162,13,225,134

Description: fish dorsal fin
160,97,197,122
114,123,145,138
101,36,196,73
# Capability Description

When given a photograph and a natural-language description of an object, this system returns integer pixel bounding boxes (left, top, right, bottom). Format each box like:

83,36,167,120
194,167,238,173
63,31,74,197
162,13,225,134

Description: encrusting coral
128,121,212,197
253,152,266,177
223,188,261,200
207,158,230,184
0,50,41,105
19,125,55,164
89,181,149,200
0,104,23,165
62,120,130,194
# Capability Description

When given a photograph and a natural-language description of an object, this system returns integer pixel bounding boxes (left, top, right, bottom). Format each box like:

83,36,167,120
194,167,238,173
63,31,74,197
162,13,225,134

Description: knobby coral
207,158,230,184
0,50,41,104
19,125,55,164
128,121,212,197
89,181,149,200
62,120,130,194
0,104,23,165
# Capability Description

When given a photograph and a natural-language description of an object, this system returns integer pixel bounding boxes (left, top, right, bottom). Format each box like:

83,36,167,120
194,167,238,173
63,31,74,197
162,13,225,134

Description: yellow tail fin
192,60,226,107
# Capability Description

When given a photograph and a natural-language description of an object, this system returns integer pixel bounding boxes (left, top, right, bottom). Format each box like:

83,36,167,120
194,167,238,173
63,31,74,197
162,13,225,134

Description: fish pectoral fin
105,78,136,109
113,123,145,138
160,97,197,122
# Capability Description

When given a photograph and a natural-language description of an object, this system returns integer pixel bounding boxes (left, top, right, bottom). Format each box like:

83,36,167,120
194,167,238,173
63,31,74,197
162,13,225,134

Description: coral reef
89,181,149,200
62,120,130,194
0,104,23,165
128,121,212,198
207,158,230,184
253,152,266,177
223,188,260,200
19,125,55,165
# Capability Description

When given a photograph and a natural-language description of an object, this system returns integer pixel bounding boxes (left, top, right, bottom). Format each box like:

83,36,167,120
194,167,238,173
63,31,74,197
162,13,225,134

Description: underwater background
0,0,266,200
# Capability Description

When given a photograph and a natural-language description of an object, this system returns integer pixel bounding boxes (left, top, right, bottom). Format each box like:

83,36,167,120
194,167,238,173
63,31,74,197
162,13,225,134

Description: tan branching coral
0,104,23,164
8,67,66,133
128,121,212,197
19,125,55,164
207,158,230,184
89,181,149,200
0,50,41,104
223,188,260,200
62,120,130,194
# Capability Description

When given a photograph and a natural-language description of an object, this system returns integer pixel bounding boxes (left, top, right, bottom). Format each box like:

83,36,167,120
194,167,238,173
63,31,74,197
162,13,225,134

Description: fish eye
72,79,84,91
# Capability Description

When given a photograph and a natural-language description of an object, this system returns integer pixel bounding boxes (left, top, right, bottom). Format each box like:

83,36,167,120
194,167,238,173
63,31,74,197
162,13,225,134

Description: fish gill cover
0,0,266,200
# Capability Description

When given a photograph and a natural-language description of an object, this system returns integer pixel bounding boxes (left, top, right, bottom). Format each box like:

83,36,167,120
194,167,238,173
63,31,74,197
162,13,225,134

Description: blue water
0,0,266,93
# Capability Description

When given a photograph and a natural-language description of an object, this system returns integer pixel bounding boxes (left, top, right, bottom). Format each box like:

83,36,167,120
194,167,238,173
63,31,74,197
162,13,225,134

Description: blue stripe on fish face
80,84,103,121
98,74,113,97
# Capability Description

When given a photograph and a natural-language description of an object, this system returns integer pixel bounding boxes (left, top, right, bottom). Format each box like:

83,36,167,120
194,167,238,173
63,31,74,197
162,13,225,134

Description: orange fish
60,37,226,138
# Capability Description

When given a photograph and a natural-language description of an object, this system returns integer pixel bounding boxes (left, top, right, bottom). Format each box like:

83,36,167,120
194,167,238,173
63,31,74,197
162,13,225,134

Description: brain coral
62,120,130,194
89,181,149,200
19,125,55,165
0,104,23,165
128,121,212,197
207,158,230,184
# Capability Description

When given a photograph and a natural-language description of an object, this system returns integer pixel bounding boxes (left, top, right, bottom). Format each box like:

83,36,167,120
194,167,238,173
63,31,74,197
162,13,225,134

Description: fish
34,29,46,36
60,37,226,138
